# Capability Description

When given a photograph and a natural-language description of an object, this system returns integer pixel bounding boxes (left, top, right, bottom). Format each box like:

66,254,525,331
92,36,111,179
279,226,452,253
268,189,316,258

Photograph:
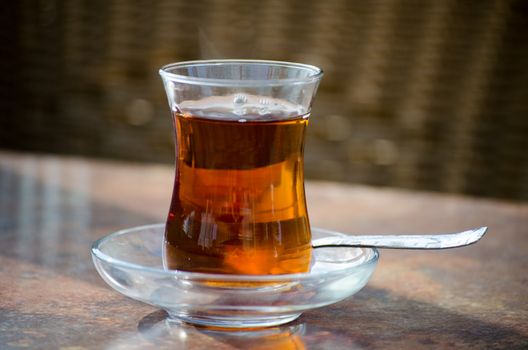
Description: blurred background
1,0,527,201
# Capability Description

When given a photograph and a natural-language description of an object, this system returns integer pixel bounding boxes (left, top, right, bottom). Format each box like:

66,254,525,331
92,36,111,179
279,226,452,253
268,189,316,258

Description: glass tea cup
159,60,323,275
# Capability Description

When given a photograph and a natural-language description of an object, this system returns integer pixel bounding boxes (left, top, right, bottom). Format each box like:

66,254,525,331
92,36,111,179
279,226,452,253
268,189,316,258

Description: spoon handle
312,227,488,249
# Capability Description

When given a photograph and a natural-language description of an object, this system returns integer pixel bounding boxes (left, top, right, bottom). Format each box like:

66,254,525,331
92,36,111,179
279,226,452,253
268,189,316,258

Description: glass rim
91,223,379,282
158,59,324,87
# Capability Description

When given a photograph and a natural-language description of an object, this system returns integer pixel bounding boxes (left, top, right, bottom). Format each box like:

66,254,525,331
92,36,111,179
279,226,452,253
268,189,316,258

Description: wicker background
1,0,528,201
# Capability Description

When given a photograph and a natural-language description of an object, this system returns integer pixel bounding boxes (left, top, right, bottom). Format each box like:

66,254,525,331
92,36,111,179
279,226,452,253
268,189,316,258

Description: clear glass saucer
91,224,378,328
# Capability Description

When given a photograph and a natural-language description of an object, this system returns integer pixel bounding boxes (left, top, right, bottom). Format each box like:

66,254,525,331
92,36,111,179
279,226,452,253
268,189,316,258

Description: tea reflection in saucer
131,310,306,350
192,322,306,350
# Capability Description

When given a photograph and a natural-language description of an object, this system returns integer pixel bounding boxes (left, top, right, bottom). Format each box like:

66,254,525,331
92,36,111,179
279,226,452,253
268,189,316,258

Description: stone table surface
0,151,527,349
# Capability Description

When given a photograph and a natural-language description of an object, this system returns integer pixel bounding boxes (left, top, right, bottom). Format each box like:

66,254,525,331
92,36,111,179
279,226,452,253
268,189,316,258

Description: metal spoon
312,227,488,249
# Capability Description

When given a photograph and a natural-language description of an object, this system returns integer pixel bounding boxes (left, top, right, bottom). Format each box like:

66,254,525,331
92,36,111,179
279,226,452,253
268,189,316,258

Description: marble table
1,151,527,349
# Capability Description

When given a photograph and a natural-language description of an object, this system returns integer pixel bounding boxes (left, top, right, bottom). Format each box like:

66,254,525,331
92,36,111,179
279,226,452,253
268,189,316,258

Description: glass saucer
91,224,378,328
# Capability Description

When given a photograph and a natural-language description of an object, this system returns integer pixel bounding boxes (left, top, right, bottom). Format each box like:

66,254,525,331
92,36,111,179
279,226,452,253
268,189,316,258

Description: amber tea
160,60,322,276
164,109,312,275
